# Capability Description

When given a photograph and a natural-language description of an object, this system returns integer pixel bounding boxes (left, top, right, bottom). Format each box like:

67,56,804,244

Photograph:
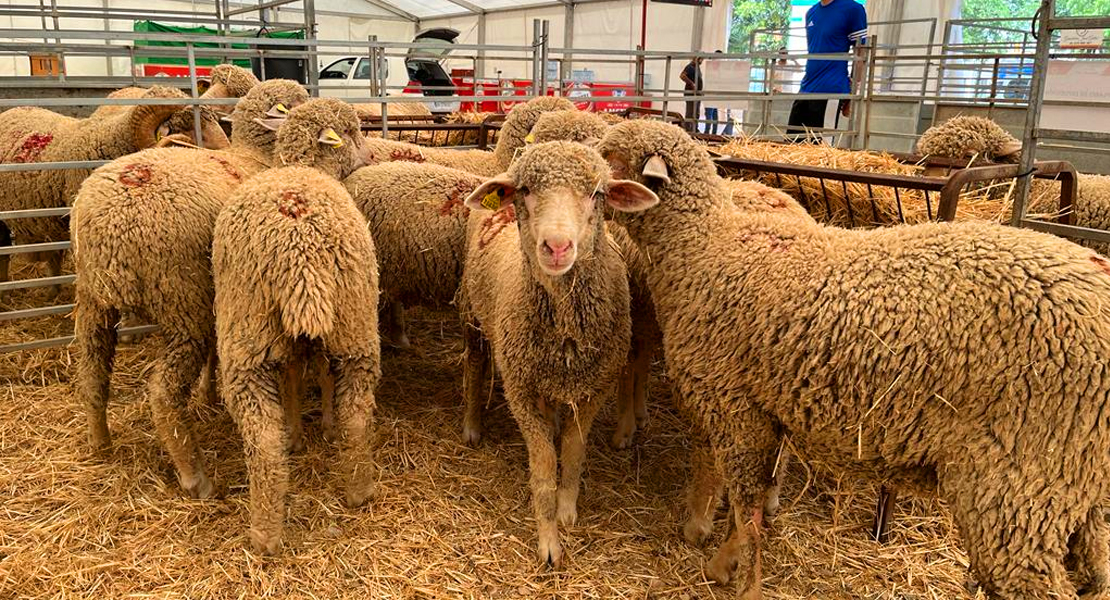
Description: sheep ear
606,180,659,213
253,117,285,131
642,154,670,184
464,174,517,212
580,137,600,147
318,127,344,147
266,103,291,118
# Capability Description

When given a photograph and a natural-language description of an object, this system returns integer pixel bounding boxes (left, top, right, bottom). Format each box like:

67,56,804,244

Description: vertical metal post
540,20,550,95
186,42,205,149
562,2,574,83
531,19,542,97
1010,0,1053,227
477,12,487,79
918,19,936,101
987,57,1001,116
661,54,672,118
102,0,112,76
367,35,379,98
634,44,645,98
933,20,954,121
378,46,389,137
48,0,66,81
859,39,877,151
761,50,773,136
304,0,318,96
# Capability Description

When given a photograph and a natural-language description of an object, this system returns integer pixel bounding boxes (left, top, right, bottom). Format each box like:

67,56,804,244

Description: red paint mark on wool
14,133,53,163
1092,256,1110,277
390,148,425,163
478,204,516,249
118,163,153,187
279,189,310,219
439,181,477,216
209,155,241,182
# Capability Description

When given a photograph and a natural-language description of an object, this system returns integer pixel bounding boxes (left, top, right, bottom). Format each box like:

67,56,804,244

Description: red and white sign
136,64,215,78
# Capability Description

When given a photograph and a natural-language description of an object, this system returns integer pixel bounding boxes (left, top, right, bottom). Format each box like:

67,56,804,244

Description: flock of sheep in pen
3,63,1110,600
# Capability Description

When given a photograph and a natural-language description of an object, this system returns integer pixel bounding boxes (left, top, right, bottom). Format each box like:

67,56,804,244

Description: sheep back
214,166,378,366
344,161,481,309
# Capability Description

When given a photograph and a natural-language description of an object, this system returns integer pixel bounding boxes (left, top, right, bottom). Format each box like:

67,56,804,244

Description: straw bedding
716,138,1061,228
2,254,983,599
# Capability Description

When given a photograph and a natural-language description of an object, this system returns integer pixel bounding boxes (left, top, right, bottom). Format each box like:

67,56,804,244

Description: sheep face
466,141,657,277
157,108,230,150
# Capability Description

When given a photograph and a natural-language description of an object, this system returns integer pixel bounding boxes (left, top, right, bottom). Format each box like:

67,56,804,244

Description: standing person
680,56,703,133
786,0,867,142
703,50,723,135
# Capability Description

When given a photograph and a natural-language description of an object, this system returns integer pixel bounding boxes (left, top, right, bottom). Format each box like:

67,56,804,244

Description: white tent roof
370,0,571,21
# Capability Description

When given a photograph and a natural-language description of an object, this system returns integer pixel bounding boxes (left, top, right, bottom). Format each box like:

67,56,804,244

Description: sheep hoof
345,482,378,508
180,472,215,500
287,434,305,454
88,431,113,456
249,528,282,556
610,421,636,449
763,490,781,521
683,517,712,546
706,548,737,585
556,492,578,526
537,532,562,569
322,426,338,444
462,423,482,447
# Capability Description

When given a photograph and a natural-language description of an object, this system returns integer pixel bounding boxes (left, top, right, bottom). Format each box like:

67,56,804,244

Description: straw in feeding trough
1,294,986,598
715,138,1061,228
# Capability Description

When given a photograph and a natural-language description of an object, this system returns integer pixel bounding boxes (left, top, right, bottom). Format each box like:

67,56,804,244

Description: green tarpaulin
132,20,304,66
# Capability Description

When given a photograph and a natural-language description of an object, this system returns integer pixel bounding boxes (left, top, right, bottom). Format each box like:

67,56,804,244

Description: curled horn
129,88,189,150
642,154,670,184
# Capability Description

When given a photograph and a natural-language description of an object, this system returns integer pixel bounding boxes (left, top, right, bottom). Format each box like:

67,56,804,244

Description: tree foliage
961,0,1110,47
728,0,791,53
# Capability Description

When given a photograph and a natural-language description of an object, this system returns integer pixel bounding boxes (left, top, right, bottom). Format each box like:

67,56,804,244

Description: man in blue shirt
786,0,867,141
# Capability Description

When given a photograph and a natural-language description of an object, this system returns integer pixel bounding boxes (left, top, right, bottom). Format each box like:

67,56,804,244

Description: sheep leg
148,336,214,499
45,250,63,300
612,341,653,449
684,429,725,546
706,500,764,600
195,346,220,406
281,350,306,454
319,359,337,443
764,443,791,519
508,395,561,568
462,321,490,446
1067,506,1109,597
332,356,379,509
223,364,287,555
381,300,411,350
557,397,604,527
74,299,119,453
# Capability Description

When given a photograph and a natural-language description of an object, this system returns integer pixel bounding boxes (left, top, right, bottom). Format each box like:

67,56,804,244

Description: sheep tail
272,241,338,341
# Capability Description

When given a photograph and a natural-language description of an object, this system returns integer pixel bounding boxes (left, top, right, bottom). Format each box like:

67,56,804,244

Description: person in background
786,0,867,142
680,55,703,133
703,50,723,135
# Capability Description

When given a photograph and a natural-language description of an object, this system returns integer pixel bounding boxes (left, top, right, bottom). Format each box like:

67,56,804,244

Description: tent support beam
561,1,574,81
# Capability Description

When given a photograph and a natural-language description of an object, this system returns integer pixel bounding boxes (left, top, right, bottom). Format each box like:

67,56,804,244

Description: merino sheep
528,109,608,145
458,141,658,567
213,97,377,554
916,115,1022,162
343,161,483,349
598,119,1110,600
360,95,576,177
0,86,220,292
71,79,310,499
91,64,259,120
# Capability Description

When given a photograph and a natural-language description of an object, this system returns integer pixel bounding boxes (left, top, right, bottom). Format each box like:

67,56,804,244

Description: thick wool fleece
230,79,309,150
529,110,608,144
345,161,483,311
0,86,188,252
598,119,1110,600
213,166,380,554
459,141,631,566
917,115,1021,162
70,79,312,500
1029,174,1110,257
273,98,363,180
362,96,576,176
208,64,260,98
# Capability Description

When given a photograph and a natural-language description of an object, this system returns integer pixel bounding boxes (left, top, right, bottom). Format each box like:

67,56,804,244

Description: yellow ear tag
323,128,344,147
524,133,535,144
481,188,503,211
276,103,289,114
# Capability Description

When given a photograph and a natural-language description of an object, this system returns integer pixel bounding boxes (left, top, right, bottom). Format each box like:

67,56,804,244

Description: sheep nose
542,238,573,262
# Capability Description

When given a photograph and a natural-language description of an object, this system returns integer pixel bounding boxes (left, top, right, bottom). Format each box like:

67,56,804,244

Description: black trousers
786,98,828,142
684,90,701,132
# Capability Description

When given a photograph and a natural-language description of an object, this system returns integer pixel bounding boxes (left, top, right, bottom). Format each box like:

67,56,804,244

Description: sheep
528,109,608,145
916,115,1022,163
457,140,658,567
212,97,377,554
0,86,221,293
597,118,1110,600
343,161,484,349
360,95,576,177
71,79,310,499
